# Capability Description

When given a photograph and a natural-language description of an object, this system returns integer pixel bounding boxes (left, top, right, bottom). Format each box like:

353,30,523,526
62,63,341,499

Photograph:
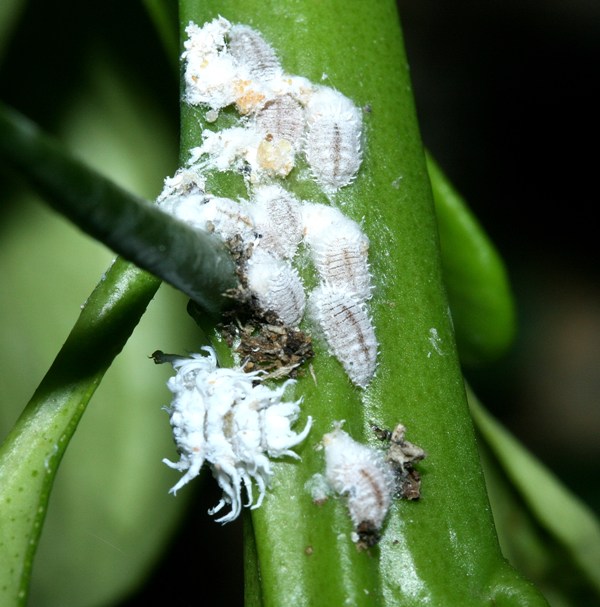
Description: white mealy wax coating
308,285,378,388
245,249,306,328
302,203,372,301
162,347,312,523
323,427,395,530
182,18,240,109
304,86,363,193
228,23,283,83
249,184,303,259
170,18,377,387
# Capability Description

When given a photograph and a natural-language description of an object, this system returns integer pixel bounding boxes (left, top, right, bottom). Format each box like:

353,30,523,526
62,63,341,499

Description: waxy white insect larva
161,346,312,523
160,193,255,243
322,425,395,546
182,18,240,110
304,86,363,193
254,94,306,151
302,203,372,301
245,249,307,328
228,23,283,83
308,285,378,388
249,184,303,259
312,240,372,302
193,196,256,242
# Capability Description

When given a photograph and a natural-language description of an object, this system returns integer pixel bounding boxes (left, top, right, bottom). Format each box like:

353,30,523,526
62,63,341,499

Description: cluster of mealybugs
155,18,424,539
167,17,377,388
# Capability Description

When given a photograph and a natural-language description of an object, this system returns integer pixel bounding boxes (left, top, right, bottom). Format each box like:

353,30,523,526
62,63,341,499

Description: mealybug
304,86,363,193
246,250,307,327
250,184,303,259
308,285,378,387
162,347,312,523
302,203,372,301
322,425,395,547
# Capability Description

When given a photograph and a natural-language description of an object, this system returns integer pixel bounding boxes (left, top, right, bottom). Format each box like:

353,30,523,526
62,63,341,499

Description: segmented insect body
228,24,283,83
246,249,306,327
308,285,378,388
249,184,303,259
304,86,363,193
302,203,372,300
162,347,312,523
322,426,395,546
194,196,255,241
255,94,306,151
161,193,255,243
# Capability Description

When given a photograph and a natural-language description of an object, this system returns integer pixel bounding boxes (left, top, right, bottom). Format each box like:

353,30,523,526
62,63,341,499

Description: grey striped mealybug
308,285,378,388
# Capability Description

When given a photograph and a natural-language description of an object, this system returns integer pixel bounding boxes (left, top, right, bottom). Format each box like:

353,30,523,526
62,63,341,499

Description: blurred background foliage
0,1,598,606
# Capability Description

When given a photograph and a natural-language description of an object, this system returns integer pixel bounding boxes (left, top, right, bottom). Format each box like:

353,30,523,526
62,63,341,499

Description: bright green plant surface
0,1,598,606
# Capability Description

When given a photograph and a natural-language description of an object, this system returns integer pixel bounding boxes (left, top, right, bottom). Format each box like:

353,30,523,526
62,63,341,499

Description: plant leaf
468,386,600,600
427,153,517,366
0,102,238,316
0,258,159,606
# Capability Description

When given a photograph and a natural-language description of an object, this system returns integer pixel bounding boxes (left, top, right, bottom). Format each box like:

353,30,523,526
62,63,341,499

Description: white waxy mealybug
322,425,395,547
308,285,378,388
228,24,283,83
249,184,303,259
182,18,240,110
255,94,306,151
162,346,312,524
302,203,372,301
160,193,255,243
156,167,206,204
192,196,255,242
245,249,306,327
304,86,363,193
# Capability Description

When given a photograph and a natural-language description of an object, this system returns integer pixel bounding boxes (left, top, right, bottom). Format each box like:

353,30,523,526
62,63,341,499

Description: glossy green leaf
179,2,547,605
468,387,600,602
427,153,517,366
0,257,160,606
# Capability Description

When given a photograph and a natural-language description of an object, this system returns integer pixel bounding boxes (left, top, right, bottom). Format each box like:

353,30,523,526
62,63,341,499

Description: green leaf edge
468,385,600,596
0,259,160,606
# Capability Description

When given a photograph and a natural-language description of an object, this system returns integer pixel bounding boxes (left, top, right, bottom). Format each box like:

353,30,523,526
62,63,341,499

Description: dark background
398,0,600,494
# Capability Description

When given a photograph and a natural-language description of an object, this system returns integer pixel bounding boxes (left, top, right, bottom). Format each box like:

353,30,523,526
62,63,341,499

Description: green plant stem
0,102,238,316
179,1,547,605
0,259,159,606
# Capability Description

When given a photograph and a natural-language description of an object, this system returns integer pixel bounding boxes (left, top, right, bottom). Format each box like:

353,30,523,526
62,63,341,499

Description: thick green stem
179,1,547,605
